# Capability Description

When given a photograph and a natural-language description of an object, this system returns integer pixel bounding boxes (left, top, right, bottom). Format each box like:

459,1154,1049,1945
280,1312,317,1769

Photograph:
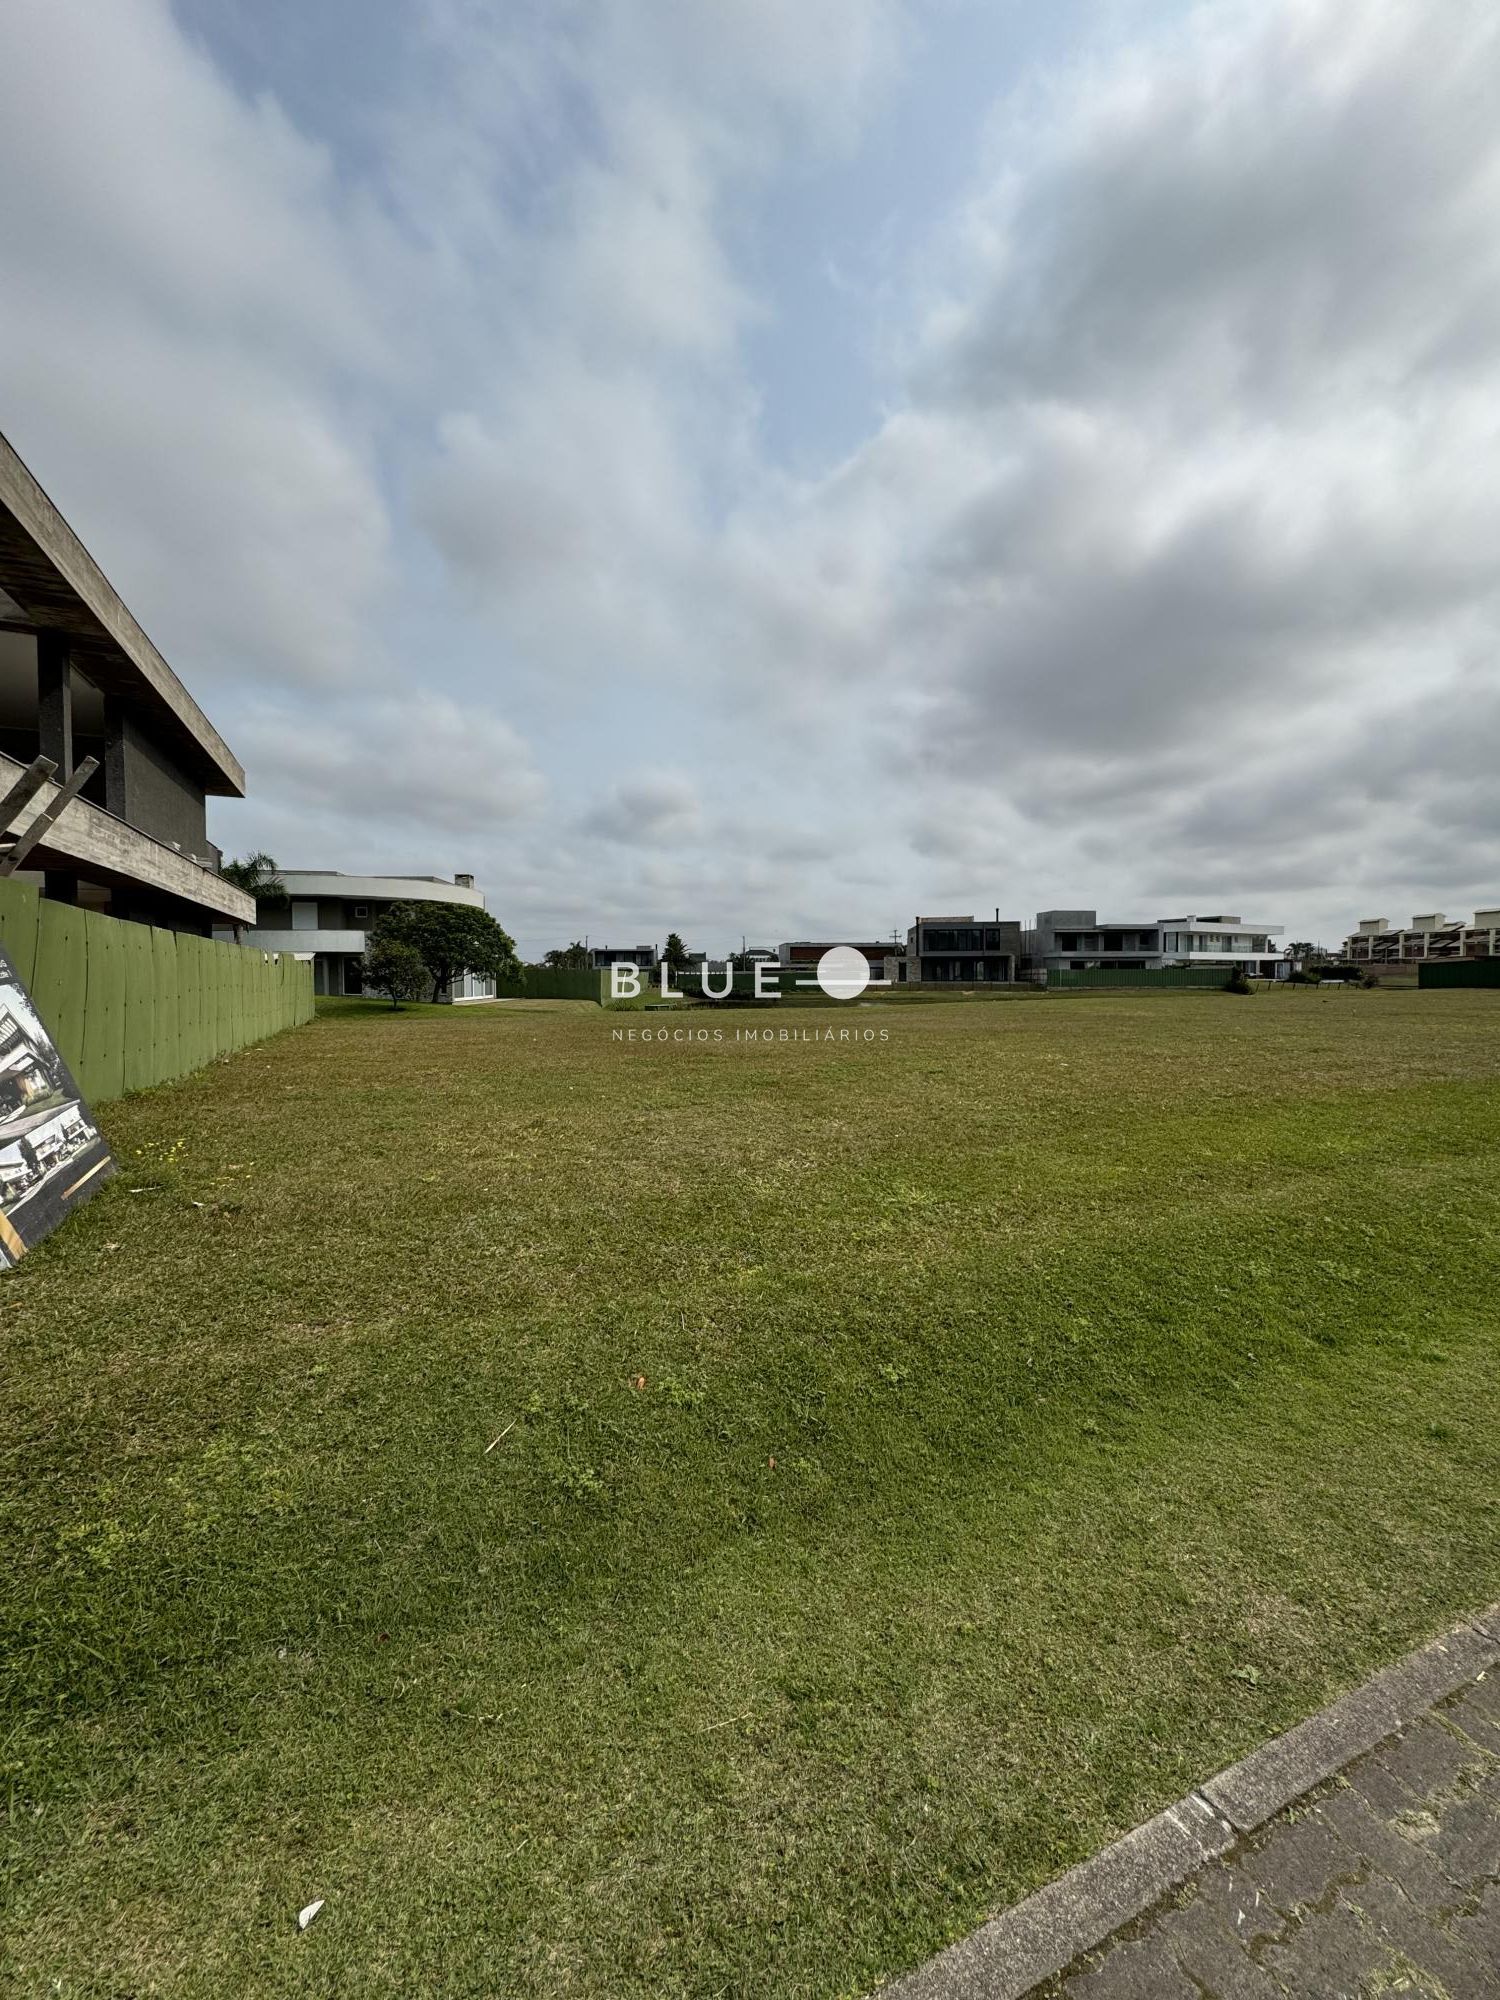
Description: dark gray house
905,915,1023,985
589,944,659,972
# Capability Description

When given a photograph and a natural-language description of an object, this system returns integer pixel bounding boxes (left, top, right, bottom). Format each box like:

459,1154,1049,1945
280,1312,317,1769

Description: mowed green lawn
4,989,1499,1997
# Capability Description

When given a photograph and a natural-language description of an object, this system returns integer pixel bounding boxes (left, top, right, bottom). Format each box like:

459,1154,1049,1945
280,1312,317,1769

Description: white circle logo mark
816,945,872,1000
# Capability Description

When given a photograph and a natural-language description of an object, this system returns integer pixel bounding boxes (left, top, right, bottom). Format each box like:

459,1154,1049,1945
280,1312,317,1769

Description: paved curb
878,1603,1500,2000
1200,1617,1497,1832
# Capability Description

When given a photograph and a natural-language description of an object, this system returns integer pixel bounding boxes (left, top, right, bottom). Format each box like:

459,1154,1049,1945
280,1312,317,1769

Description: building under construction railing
1344,909,1500,964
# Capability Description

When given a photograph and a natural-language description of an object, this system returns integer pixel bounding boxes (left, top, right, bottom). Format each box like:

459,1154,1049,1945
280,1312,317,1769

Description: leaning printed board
0,940,115,1267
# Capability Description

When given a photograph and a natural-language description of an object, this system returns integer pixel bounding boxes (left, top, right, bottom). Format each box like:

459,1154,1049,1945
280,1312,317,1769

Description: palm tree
220,851,285,900
544,941,591,969
219,852,285,942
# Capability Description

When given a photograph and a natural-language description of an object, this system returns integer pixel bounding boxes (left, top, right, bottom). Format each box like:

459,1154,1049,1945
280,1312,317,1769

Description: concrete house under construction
0,429,252,936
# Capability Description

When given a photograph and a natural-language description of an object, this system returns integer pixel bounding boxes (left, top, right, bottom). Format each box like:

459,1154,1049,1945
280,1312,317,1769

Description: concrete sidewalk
886,1607,1500,2000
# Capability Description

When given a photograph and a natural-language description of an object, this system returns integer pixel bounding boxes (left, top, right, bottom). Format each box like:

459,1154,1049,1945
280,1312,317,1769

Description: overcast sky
2,0,1496,955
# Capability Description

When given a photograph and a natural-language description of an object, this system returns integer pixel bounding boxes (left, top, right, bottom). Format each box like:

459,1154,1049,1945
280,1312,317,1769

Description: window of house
353,904,370,919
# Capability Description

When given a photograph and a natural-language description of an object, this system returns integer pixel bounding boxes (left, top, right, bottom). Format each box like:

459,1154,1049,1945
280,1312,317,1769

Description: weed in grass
659,1375,704,1409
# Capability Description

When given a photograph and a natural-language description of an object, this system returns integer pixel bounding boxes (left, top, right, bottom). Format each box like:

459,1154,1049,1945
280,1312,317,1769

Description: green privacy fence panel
494,965,609,1002
122,916,157,1095
183,933,211,1074
81,904,127,1104
0,878,314,1102
1047,966,1236,988
1418,959,1500,988
0,879,39,989
152,927,180,1085
31,901,90,1059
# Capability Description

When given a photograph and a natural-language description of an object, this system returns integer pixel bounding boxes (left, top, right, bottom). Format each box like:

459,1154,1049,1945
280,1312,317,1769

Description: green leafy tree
662,931,691,972
362,936,428,1010
544,941,591,969
373,901,519,1002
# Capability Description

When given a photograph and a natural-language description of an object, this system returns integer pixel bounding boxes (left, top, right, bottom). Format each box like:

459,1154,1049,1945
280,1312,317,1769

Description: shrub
363,936,428,1010
1225,968,1254,995
371,901,519,1002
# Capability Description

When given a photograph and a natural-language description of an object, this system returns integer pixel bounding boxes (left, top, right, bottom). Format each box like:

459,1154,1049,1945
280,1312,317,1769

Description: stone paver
1449,1685,1500,1756
1030,1673,1500,2000
1060,1930,1200,1997
884,1627,1500,2000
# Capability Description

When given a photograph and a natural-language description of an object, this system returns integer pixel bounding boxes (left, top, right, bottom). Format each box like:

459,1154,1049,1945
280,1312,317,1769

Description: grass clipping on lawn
3,987,1499,1997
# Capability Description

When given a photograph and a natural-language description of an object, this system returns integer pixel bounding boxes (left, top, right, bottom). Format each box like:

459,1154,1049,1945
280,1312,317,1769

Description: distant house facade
904,917,1023,985
1025,911,1283,976
244,872,496,1000
589,944,659,972
1345,910,1500,966
778,938,900,971
0,428,253,936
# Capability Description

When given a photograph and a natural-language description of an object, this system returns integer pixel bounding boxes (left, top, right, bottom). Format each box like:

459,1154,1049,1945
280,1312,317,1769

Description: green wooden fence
1047,966,1238,989
1417,959,1500,988
0,879,314,1104
493,966,609,1002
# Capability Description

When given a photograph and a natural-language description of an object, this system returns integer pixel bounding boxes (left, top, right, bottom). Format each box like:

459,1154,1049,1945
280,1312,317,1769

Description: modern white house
242,871,497,1000
1025,910,1283,976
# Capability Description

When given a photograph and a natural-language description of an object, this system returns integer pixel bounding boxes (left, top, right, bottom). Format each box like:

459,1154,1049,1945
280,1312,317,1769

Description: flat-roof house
1025,910,1283,975
905,917,1023,985
589,944,659,972
1345,910,1500,964
778,938,899,967
0,429,252,934
245,871,496,1000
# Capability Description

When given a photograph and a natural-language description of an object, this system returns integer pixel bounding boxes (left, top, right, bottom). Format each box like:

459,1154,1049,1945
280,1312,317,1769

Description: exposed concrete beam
0,747,254,925
102,693,128,818
0,429,245,797
36,631,73,775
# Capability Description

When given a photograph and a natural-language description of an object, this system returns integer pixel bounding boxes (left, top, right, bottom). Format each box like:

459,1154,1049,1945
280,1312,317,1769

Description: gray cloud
581,770,703,846
235,696,545,844
0,0,399,692
3,0,1496,957
930,2,1500,417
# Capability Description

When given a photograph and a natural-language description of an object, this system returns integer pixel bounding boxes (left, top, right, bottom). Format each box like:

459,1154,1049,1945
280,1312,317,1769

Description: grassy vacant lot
4,988,1499,1997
